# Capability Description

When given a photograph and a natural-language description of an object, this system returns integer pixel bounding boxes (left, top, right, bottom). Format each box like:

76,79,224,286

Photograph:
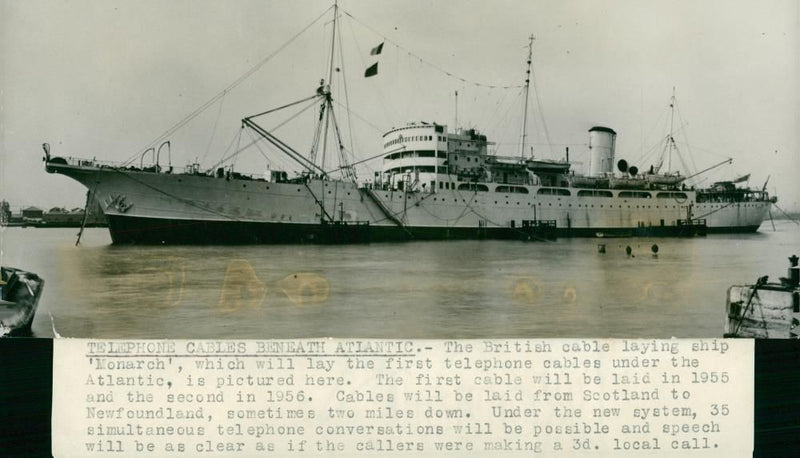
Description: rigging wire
346,18,393,128
673,103,699,174
629,100,672,167
120,5,334,166
208,127,246,172
631,134,669,169
208,96,321,171
331,100,384,134
336,11,359,180
528,49,554,157
342,9,524,90
232,127,246,170
485,89,511,133
326,100,356,181
244,128,273,167
201,93,227,164
490,87,527,156
773,203,800,225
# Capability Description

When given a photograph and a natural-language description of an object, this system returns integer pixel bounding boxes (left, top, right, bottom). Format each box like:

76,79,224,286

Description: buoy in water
651,244,659,254
626,246,632,256
597,244,606,253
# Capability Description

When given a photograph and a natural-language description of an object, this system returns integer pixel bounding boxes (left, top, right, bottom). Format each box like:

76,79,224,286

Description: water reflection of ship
42,4,773,244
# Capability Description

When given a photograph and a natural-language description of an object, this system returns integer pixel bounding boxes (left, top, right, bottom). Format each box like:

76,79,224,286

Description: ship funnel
617,159,628,173
588,126,616,176
629,166,638,176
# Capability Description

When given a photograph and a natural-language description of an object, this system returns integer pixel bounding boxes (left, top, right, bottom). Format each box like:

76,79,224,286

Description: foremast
242,0,356,183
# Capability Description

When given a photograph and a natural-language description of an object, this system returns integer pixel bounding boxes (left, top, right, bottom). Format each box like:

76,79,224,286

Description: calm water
1,222,798,339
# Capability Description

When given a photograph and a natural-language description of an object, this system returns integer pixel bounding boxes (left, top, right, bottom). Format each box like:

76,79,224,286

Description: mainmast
667,86,676,173
519,35,534,160
307,1,356,182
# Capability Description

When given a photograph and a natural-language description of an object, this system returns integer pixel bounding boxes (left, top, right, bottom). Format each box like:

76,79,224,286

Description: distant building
22,206,44,219
0,191,107,228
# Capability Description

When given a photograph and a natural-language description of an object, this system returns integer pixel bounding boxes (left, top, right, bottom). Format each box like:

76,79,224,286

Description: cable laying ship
43,5,775,244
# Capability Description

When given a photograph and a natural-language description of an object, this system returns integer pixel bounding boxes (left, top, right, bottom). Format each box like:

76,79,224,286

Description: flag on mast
364,62,378,77
370,42,384,55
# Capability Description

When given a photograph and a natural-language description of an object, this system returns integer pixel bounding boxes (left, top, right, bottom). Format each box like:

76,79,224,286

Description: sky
1,0,798,212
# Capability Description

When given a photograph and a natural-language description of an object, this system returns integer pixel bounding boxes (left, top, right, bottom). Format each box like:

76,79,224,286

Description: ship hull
47,161,771,244
106,214,738,244
104,214,556,244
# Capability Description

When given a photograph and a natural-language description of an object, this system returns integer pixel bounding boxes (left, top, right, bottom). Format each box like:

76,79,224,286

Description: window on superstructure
577,190,613,198
656,192,688,199
618,191,652,199
537,188,571,196
457,183,488,192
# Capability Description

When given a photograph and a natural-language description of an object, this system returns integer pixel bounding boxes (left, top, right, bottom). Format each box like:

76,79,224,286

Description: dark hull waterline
103,215,756,245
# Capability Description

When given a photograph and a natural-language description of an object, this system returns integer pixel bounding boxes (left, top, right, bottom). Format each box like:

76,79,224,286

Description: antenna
519,34,534,160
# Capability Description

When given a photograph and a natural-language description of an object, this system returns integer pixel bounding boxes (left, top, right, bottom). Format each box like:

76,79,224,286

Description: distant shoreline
1,222,107,228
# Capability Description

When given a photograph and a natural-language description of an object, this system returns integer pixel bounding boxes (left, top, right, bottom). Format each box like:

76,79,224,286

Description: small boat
609,176,647,189
0,267,45,337
645,173,684,186
724,255,799,338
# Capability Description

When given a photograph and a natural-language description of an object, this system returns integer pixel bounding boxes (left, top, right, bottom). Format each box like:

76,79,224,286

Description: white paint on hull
50,164,769,232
